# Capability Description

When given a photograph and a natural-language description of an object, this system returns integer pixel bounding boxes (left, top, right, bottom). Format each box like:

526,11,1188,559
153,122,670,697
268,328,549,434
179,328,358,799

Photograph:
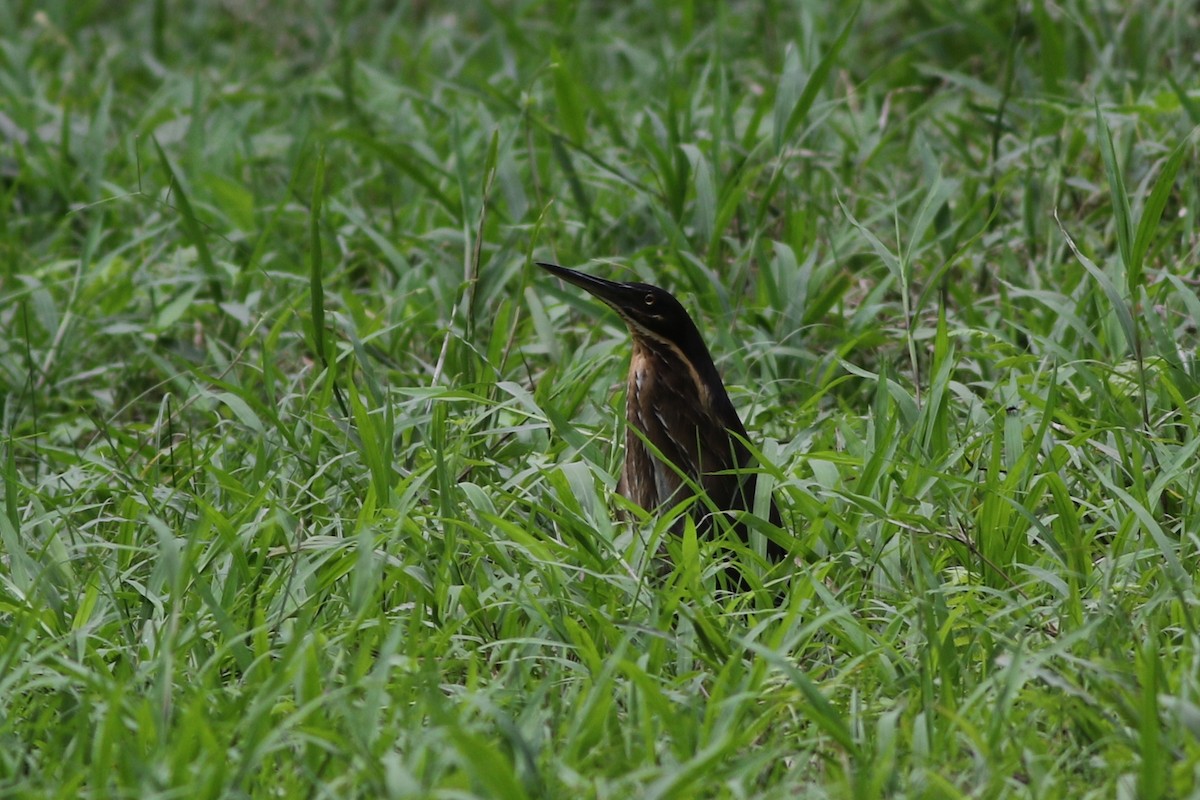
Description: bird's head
536,262,705,357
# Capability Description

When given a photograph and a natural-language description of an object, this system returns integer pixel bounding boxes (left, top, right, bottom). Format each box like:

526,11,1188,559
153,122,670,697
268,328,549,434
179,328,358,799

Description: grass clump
2,1,1200,797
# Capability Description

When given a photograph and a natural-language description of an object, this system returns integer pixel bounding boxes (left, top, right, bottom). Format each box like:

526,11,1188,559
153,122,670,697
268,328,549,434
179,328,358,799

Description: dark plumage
538,262,786,569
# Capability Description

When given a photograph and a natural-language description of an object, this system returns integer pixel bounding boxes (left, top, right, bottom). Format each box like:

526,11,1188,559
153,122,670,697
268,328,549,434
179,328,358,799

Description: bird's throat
627,338,710,415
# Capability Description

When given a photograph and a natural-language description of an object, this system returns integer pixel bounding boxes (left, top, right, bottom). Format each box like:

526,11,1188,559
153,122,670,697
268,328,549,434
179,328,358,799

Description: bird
537,261,787,574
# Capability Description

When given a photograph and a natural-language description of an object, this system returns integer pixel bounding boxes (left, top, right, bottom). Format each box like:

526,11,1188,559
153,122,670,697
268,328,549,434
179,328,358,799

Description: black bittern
538,262,786,568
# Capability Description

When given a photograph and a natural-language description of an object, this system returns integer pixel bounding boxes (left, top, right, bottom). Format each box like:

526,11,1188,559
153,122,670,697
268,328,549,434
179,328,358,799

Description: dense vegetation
3,1,1199,796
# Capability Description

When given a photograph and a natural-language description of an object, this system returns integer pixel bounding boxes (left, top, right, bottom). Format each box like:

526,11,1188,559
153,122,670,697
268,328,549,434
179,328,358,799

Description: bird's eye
644,293,655,306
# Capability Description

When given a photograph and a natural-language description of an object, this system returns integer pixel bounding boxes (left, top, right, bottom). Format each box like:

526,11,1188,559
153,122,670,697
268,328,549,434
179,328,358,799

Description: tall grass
2,1,1199,797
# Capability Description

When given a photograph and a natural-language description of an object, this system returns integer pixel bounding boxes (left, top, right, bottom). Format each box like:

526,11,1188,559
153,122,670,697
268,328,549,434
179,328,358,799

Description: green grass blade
1131,135,1189,283
152,136,223,303
308,148,328,367
775,4,860,152
1094,102,1134,286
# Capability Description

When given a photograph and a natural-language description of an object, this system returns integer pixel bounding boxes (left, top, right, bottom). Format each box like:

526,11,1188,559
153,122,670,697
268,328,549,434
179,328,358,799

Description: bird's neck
627,337,713,414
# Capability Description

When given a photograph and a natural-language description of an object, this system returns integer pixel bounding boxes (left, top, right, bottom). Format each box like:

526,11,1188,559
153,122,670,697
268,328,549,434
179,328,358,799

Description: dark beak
536,261,634,309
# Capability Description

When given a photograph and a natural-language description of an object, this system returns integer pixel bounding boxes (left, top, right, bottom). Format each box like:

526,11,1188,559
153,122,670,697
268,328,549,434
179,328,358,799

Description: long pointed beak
536,262,636,310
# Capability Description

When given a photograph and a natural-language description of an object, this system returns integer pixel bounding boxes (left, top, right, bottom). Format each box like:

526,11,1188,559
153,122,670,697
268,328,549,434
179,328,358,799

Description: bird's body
538,262,786,567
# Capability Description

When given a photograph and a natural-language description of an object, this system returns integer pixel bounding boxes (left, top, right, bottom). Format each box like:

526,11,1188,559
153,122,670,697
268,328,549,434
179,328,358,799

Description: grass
2,0,1200,797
